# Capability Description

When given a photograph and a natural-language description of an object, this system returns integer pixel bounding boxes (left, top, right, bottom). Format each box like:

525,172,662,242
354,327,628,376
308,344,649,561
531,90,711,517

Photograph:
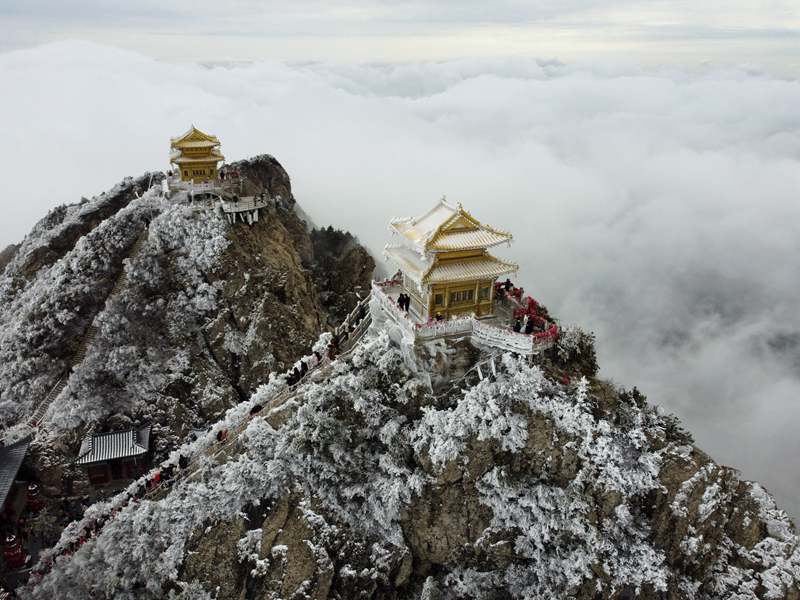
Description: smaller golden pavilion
170,126,225,182
385,199,518,320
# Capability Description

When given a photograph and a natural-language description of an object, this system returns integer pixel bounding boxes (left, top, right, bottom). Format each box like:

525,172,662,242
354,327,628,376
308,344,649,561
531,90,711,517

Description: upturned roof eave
170,152,225,164
170,125,220,145
391,199,512,253
427,233,513,253
422,256,519,285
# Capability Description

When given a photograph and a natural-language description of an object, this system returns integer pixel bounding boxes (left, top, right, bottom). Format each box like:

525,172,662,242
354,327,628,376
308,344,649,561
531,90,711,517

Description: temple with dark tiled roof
76,426,152,485
0,437,30,513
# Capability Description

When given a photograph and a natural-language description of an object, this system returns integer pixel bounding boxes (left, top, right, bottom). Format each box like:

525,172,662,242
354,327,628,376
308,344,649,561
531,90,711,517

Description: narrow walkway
149,293,372,496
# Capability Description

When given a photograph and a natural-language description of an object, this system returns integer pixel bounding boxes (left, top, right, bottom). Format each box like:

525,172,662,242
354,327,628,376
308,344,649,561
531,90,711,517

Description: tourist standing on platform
524,318,535,335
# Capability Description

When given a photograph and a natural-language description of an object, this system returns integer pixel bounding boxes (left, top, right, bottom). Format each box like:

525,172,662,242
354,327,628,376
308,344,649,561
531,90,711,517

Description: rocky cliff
4,157,799,600
0,155,373,502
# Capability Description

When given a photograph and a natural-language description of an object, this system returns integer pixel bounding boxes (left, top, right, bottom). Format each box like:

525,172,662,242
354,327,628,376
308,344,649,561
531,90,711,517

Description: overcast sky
0,3,799,519
2,1,800,72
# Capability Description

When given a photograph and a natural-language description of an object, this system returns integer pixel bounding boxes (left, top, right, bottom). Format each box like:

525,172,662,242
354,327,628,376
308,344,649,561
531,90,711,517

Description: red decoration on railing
534,324,559,341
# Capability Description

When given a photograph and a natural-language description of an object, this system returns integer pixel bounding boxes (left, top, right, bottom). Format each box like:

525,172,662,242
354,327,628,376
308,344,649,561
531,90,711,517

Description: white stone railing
336,293,373,339
415,317,473,340
191,181,223,193
472,319,534,354
371,280,558,355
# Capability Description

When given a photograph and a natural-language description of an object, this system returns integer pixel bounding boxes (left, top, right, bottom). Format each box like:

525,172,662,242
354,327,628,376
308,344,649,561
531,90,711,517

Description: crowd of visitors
509,290,559,341
286,351,323,386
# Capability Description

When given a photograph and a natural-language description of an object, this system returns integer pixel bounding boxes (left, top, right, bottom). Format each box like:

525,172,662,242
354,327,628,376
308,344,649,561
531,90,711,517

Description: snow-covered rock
0,155,373,516
20,332,800,599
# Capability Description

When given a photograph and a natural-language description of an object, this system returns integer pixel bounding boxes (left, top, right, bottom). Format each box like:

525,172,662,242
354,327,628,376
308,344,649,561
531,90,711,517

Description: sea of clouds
0,41,798,518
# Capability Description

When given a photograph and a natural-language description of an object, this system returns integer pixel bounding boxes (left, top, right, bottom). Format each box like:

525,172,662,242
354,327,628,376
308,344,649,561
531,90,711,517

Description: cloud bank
0,41,799,518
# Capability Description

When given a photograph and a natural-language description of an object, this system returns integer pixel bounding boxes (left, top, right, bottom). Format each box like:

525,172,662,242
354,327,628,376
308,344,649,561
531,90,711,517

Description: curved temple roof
76,426,151,466
170,125,220,146
384,244,430,284
390,198,512,253
170,149,225,164
425,255,518,284
384,244,517,285
428,228,511,251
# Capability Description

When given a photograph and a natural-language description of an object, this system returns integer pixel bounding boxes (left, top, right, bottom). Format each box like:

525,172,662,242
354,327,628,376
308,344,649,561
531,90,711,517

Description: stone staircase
336,293,372,353
28,377,67,427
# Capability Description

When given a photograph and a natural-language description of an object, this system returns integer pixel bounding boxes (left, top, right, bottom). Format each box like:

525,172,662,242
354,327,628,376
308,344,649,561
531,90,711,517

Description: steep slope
311,226,375,326
0,155,373,500
0,243,20,274
20,330,800,600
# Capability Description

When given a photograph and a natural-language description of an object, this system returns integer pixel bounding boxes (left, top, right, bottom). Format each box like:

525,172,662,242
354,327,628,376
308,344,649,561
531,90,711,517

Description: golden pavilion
170,126,225,182
385,198,518,320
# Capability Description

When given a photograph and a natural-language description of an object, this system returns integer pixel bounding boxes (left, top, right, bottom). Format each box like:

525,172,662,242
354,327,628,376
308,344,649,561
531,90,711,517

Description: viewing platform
219,196,271,224
371,279,557,356
163,174,272,225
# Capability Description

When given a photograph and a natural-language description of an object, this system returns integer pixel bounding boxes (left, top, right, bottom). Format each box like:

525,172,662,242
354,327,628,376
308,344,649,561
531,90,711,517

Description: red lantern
3,534,29,569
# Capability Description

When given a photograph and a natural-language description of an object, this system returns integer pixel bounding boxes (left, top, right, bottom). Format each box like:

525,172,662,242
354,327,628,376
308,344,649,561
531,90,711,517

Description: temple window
479,286,491,300
434,293,444,306
450,290,474,304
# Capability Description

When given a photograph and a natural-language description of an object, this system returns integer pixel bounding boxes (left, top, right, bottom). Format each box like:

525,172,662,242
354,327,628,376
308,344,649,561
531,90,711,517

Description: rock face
0,243,20,274
9,157,799,600
0,154,372,500
311,226,375,326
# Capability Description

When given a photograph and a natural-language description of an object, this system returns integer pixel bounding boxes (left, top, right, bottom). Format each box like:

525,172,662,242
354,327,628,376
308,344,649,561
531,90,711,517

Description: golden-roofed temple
384,198,517,320
372,198,557,357
170,125,225,182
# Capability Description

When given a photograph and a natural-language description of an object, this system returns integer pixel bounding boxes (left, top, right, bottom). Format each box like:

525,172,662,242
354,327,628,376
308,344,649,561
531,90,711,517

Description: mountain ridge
1,156,798,599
